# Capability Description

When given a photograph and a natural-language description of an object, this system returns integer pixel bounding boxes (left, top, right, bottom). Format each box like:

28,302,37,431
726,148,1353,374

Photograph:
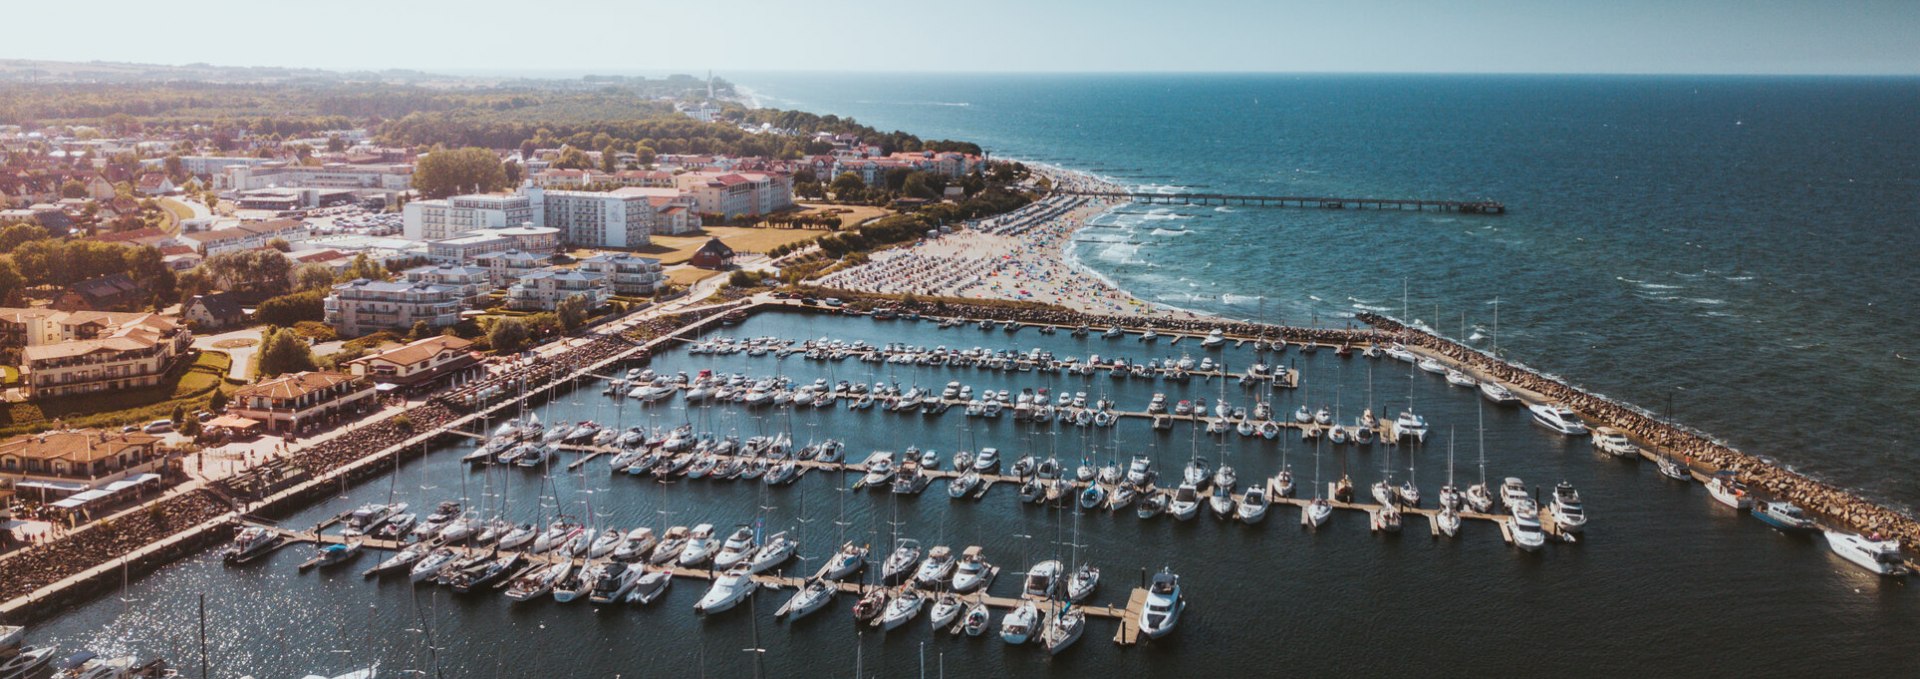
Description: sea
28,74,1920,676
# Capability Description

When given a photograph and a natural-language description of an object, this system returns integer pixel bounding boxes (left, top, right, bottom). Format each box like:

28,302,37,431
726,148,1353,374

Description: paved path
191,328,263,381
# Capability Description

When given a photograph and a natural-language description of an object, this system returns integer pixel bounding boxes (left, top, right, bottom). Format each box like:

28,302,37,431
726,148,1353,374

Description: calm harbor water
30,311,1920,676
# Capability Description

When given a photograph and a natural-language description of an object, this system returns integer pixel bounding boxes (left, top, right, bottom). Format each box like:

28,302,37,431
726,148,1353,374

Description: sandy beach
809,167,1207,320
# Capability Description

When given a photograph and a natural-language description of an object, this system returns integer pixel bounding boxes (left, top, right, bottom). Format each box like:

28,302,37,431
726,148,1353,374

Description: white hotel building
403,193,538,242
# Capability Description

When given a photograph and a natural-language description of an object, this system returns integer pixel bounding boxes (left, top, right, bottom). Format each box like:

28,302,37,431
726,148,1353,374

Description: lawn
158,198,195,235
632,227,829,265
665,267,722,286
0,351,236,436
794,202,891,228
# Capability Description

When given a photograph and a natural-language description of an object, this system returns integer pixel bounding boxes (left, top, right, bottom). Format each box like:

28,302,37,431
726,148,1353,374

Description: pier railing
1055,189,1505,214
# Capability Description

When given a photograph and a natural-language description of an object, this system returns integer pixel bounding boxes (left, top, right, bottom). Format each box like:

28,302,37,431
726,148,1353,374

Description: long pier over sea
1054,189,1507,214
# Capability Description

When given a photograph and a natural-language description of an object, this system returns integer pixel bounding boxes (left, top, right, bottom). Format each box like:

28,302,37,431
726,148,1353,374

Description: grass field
794,202,891,228
631,227,824,265
665,268,722,286
158,198,195,234
0,351,236,436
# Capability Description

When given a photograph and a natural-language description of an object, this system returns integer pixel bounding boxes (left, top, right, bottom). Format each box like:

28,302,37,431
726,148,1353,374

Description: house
400,263,492,307
83,175,116,200
0,430,165,502
182,293,248,330
345,335,479,388
134,173,175,196
179,218,306,255
230,371,376,433
690,238,735,269
52,273,145,312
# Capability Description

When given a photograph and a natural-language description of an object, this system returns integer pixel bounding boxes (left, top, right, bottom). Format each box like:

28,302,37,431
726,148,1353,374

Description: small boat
1206,485,1235,519
999,601,1040,644
1437,505,1462,538
625,568,674,605
1445,370,1477,388
1041,606,1086,655
0,646,56,679
1591,427,1640,458
408,548,457,584
929,593,964,629
1417,357,1448,374
1139,568,1184,639
223,526,284,564
948,470,981,498
779,578,836,620
588,563,641,605
878,589,926,631
553,561,602,603
1528,404,1590,436
820,542,868,581
1657,455,1692,481
881,540,923,584
1168,484,1201,521
1136,490,1168,519
1478,381,1521,404
306,542,361,570
961,602,992,636
749,532,797,574
1237,484,1269,524
1306,497,1332,528
1707,472,1750,510
1066,563,1100,602
367,543,428,576
713,525,758,571
693,567,759,614
852,588,889,624
1753,500,1818,534
505,561,570,602
1078,484,1107,511
1822,530,1909,576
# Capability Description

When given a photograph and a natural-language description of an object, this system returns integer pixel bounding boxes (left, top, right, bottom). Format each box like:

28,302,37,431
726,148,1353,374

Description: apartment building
525,187,658,248
323,279,462,337
425,225,561,264
402,193,537,242
673,171,794,219
471,249,550,288
345,335,478,388
13,311,194,400
577,253,665,296
505,268,609,311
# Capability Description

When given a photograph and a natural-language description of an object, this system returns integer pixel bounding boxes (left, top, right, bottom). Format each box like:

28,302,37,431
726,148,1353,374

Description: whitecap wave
1149,228,1189,237
1687,298,1726,305
1638,282,1682,290
1351,303,1392,313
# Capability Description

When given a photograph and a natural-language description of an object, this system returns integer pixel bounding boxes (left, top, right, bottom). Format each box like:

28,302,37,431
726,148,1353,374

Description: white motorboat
1478,381,1521,404
587,528,624,559
999,601,1040,644
1168,483,1201,521
1822,530,1909,576
972,447,1000,473
1591,427,1640,457
693,567,759,614
1139,568,1184,639
1551,481,1588,532
1528,404,1589,435
1510,498,1547,552
1417,357,1448,374
588,562,644,604
913,545,957,586
1445,369,1477,388
1201,328,1226,348
1394,410,1429,443
408,548,457,584
1707,472,1751,510
713,525,758,570
679,523,718,567
1500,477,1530,510
948,470,981,498
0,646,56,679
625,568,673,605
1023,559,1063,599
1237,484,1269,524
612,527,658,562
951,546,992,592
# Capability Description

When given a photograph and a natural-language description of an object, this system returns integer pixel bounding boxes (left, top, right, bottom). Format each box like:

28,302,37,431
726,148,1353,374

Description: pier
1055,189,1506,214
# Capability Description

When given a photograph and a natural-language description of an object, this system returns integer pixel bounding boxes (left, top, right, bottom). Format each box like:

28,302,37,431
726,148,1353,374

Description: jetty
1054,189,1506,214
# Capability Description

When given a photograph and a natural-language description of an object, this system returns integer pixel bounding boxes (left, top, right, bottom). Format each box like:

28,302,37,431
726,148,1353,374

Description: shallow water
31,311,1919,676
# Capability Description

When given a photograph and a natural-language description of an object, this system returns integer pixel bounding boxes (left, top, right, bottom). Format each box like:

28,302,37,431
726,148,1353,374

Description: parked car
823,298,844,307
143,420,175,434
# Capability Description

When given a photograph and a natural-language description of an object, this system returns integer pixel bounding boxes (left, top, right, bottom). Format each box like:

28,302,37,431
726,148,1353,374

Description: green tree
487,317,530,354
253,290,327,326
550,146,593,170
556,294,589,331
202,249,292,295
830,172,865,201
343,253,389,281
599,146,619,173
60,179,88,199
257,326,318,377
410,146,509,199
265,237,292,253
410,319,433,340
326,135,347,153
0,223,47,253
0,259,23,306
291,263,337,291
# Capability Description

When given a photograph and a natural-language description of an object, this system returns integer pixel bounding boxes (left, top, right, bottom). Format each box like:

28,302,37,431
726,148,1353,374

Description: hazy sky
6,0,1917,75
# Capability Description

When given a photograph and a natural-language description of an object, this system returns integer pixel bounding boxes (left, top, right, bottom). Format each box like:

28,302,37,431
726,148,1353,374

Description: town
0,75,1013,553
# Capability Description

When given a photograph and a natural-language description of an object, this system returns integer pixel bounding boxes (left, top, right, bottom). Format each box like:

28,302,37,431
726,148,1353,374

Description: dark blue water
32,311,1920,676
743,73,1920,508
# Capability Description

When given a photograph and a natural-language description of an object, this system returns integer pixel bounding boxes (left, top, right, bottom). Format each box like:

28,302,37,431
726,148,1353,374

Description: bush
291,321,338,341
254,289,327,326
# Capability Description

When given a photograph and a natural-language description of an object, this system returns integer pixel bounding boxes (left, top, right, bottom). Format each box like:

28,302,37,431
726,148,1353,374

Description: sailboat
1465,402,1496,513
1306,438,1332,529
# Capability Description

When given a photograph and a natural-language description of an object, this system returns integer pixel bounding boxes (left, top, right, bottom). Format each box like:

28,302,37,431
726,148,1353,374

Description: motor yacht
693,567,759,614
1394,410,1429,443
1753,500,1818,534
1500,477,1530,509
678,524,719,567
1000,601,1040,644
1510,499,1547,552
626,567,673,605
913,545,957,586
1168,484,1201,520
1478,381,1521,405
1591,427,1640,457
713,525,758,570
649,526,690,565
1139,569,1184,639
1822,530,1909,576
1023,560,1063,599
1551,481,1587,532
1237,484,1269,524
1528,404,1589,436
1707,472,1750,510
952,546,993,592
